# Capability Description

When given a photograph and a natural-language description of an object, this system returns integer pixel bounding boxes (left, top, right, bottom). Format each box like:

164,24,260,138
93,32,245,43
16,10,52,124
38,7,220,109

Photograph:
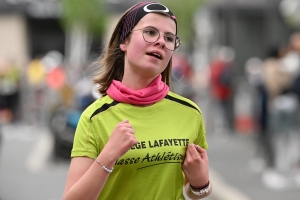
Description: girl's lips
146,50,163,60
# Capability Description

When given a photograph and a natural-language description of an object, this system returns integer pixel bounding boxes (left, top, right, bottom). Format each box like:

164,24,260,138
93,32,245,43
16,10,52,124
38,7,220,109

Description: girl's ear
120,43,127,52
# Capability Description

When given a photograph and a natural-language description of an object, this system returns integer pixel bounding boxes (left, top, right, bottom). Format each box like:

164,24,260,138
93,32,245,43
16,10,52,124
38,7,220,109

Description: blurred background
1,0,300,199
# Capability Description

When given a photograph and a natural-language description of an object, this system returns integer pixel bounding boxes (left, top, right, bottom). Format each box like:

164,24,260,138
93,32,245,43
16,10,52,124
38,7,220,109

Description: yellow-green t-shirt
72,91,208,200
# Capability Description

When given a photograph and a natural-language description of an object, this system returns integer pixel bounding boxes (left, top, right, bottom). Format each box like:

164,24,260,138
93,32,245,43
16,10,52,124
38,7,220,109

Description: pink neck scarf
106,75,169,105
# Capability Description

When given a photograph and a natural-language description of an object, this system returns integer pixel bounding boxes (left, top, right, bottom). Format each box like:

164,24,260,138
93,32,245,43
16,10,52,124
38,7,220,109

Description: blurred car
49,105,81,159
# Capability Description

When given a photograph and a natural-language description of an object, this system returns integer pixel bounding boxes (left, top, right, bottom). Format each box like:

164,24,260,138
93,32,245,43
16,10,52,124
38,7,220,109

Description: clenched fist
182,144,209,187
102,120,138,161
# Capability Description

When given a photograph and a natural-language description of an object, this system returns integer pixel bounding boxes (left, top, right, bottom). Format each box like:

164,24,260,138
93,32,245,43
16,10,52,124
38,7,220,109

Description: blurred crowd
245,31,300,190
188,31,300,191
0,51,96,126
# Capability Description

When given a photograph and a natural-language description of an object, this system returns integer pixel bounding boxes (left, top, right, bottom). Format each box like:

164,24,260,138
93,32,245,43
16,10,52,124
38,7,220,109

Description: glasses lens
165,34,181,51
143,28,159,43
174,37,180,50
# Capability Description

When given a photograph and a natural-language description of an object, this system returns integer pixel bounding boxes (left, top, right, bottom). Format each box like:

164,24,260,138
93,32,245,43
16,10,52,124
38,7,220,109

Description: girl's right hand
102,120,138,161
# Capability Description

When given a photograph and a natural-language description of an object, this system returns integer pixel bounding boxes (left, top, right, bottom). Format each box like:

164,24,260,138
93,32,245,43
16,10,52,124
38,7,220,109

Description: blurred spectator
209,46,235,134
58,83,75,108
46,66,66,90
171,52,195,101
73,76,95,111
27,57,46,88
288,32,300,100
245,56,272,173
26,56,47,125
256,37,300,190
0,58,21,123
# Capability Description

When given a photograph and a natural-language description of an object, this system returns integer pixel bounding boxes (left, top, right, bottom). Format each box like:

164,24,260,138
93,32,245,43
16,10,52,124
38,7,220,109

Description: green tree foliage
60,0,108,36
160,0,204,50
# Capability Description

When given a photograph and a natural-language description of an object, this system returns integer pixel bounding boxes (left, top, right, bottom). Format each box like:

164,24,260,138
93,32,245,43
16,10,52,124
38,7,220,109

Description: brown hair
92,6,173,97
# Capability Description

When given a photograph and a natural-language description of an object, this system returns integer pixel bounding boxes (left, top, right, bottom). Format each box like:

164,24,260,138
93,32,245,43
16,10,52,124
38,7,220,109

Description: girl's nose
154,34,165,48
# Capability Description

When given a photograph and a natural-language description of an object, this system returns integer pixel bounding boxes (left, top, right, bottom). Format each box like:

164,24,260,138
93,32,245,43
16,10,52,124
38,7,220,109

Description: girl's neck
122,74,156,90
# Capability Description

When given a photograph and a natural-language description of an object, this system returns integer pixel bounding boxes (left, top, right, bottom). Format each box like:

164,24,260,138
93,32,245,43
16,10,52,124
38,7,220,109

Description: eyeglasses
131,26,181,51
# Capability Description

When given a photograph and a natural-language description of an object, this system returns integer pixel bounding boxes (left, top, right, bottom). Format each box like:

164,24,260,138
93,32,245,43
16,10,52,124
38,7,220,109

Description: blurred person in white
62,2,212,200
261,35,300,190
245,57,270,173
288,32,300,102
245,46,289,176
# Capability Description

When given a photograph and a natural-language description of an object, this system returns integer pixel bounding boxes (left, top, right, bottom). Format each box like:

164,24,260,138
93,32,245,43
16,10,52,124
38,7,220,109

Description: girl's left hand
182,144,209,187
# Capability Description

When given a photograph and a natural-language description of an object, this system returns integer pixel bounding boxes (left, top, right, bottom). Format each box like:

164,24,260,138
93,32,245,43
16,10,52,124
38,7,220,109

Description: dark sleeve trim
90,100,119,120
164,95,199,112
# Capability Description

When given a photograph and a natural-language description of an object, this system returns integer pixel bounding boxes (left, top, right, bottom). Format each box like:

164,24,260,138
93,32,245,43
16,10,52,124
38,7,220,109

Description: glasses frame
131,26,181,51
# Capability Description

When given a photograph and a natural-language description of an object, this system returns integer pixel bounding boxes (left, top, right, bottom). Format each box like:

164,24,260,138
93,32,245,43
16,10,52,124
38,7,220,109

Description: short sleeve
194,113,208,150
71,111,98,159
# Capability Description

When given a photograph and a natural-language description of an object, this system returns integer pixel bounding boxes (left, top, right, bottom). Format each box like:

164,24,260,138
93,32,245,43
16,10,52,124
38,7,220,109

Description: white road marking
1,124,55,172
208,169,252,200
26,129,54,173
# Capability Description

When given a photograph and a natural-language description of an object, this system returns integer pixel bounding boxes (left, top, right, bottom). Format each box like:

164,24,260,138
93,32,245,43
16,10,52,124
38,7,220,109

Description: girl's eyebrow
143,25,176,35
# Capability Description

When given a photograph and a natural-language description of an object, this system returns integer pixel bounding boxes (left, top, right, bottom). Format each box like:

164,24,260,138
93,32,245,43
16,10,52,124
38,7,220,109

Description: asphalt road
1,123,300,200
0,124,69,200
206,132,300,200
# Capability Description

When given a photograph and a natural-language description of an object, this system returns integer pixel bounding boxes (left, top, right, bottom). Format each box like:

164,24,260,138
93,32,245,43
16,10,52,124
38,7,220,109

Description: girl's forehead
135,13,176,33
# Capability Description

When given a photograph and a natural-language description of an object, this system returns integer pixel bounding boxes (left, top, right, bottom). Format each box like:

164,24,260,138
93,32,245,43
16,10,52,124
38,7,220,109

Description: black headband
119,2,177,43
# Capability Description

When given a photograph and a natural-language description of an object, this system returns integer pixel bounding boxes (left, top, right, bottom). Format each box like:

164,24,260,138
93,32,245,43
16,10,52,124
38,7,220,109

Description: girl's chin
142,68,164,77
